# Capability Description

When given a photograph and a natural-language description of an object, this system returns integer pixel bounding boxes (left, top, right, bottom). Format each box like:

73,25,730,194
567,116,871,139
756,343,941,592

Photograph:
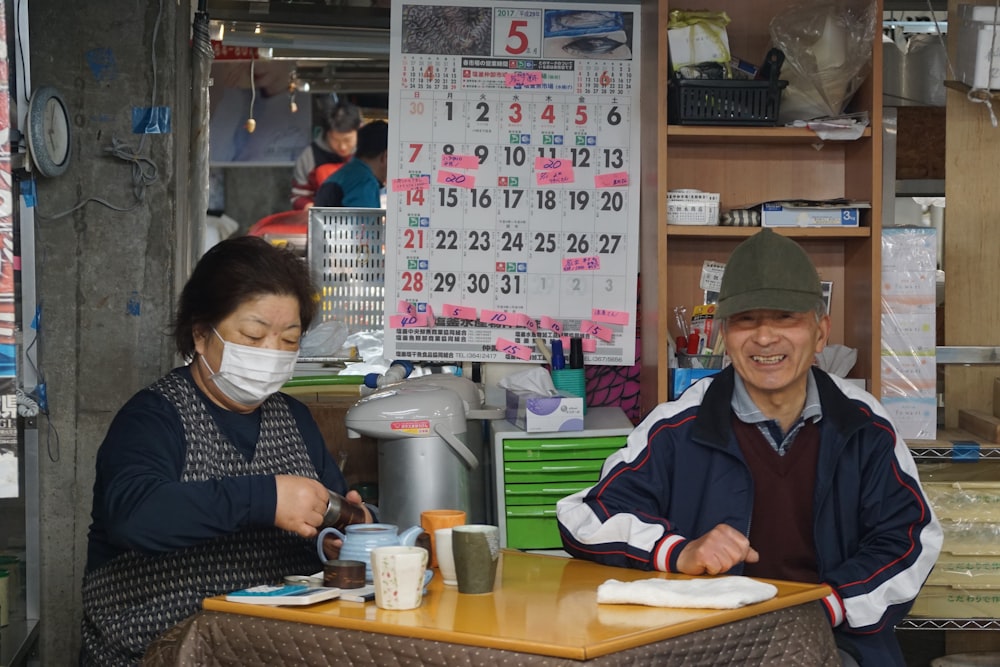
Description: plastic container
668,49,787,126
676,353,727,370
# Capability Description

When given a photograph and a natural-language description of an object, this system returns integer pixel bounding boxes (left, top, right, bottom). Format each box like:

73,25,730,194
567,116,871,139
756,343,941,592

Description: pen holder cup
676,353,727,370
551,368,587,414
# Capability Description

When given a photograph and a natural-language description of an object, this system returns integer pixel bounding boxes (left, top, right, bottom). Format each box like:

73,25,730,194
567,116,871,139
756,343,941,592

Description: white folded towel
596,576,778,609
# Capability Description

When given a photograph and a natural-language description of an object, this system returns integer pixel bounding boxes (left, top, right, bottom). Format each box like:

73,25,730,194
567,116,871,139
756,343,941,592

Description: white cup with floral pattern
371,545,430,610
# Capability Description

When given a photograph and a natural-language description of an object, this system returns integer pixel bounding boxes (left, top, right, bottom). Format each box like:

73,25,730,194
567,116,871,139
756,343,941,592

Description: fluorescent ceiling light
213,20,389,58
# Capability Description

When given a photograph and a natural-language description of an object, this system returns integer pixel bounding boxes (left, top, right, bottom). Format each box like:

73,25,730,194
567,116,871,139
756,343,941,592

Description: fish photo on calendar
542,10,633,60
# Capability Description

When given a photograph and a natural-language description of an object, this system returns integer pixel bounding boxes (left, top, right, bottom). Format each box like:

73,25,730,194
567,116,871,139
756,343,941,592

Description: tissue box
505,389,584,432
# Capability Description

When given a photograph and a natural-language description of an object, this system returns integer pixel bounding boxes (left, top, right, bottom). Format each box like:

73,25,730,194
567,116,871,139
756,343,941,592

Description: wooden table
143,550,839,666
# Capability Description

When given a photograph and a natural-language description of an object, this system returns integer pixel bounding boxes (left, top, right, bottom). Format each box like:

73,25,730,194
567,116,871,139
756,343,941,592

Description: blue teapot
317,523,424,582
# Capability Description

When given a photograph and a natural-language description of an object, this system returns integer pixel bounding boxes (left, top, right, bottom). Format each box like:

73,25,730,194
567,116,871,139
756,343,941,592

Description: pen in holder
551,337,587,414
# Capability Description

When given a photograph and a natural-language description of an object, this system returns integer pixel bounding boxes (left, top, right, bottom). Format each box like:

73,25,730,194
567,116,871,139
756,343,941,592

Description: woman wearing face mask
80,236,372,666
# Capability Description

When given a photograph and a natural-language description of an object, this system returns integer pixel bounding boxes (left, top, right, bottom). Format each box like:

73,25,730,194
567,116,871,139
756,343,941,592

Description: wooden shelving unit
639,0,885,412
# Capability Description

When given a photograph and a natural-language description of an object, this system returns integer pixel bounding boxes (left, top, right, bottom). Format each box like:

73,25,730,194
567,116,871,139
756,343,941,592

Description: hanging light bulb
245,58,257,133
288,78,299,114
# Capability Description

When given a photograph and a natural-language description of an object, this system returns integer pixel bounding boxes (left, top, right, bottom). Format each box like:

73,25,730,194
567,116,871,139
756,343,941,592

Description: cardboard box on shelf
760,200,867,228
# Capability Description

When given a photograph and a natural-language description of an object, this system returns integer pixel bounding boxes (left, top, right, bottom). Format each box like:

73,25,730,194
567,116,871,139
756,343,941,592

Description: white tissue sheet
596,576,778,609
497,367,557,394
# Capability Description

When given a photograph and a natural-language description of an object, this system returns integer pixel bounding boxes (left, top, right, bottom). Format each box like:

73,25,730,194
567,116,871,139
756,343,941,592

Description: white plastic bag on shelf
769,0,878,123
299,320,350,358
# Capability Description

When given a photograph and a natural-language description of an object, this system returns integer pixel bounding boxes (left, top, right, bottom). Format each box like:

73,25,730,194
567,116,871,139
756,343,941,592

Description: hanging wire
36,0,163,219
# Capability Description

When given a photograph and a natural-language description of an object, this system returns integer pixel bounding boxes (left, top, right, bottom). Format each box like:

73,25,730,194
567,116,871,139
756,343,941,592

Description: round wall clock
26,85,72,177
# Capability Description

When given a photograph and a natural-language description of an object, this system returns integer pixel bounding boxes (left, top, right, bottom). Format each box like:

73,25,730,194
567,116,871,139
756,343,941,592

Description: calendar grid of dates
386,1,640,365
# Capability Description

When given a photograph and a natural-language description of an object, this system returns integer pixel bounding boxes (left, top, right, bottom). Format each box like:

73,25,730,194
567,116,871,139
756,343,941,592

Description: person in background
290,99,363,210
314,119,388,209
81,237,373,666
557,229,942,667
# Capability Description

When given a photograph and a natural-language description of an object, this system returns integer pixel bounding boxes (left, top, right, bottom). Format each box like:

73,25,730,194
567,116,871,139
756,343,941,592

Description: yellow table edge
203,550,832,661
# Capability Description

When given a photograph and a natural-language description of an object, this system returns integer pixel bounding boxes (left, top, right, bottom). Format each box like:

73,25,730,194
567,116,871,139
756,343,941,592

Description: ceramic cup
370,545,430,611
420,509,466,567
451,524,500,595
434,528,458,586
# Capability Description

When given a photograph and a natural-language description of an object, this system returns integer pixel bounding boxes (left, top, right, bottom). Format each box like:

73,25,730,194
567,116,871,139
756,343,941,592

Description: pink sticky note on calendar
594,172,629,188
480,309,517,327
581,320,614,342
514,313,538,332
505,71,542,87
391,176,431,192
540,316,564,335
496,337,532,360
537,167,574,185
592,308,629,325
390,313,429,328
397,300,416,315
562,256,600,272
534,156,566,171
437,170,475,189
444,304,478,320
441,154,480,170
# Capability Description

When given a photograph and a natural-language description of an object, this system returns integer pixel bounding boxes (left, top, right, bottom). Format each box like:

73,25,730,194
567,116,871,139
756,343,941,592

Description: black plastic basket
668,49,787,127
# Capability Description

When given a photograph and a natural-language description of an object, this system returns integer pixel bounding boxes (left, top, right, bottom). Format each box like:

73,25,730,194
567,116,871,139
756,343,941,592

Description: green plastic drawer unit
502,436,625,462
504,481,591,506
505,505,561,549
503,459,607,484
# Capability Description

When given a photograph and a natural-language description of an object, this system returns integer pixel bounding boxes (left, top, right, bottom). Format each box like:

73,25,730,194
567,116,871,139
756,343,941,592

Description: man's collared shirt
730,370,822,455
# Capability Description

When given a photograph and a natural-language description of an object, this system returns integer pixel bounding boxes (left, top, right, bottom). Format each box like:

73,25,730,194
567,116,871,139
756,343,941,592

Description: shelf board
667,125,873,145
666,226,871,239
909,428,1000,461
898,618,1000,631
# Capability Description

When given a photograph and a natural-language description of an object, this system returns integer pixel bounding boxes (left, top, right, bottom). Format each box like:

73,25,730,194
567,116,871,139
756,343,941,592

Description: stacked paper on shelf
880,228,937,440
912,469,1000,617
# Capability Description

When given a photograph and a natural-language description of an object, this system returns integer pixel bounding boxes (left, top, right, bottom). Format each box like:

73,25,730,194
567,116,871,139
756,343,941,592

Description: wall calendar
385,0,640,365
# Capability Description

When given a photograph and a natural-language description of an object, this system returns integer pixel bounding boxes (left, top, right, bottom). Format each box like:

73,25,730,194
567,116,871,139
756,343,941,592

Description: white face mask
200,329,299,406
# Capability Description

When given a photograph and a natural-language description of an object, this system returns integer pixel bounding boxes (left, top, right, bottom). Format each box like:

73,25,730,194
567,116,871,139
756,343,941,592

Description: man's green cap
715,229,823,320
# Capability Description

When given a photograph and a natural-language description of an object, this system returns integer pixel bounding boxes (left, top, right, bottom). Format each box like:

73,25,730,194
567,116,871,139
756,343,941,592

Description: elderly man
557,229,941,666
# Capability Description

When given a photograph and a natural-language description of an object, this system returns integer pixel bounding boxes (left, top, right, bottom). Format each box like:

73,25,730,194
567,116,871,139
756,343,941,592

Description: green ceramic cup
451,524,500,595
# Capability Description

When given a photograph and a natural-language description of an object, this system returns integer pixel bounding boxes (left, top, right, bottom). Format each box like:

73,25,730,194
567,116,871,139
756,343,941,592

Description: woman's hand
274,475,329,538
321,490,372,560
344,488,374,524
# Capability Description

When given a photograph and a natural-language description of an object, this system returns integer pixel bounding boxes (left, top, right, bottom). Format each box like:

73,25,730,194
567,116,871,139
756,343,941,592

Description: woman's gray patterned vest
80,371,322,666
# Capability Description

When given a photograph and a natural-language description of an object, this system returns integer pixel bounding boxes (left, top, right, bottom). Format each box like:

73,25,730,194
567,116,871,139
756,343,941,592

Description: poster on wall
0,0,16,498
384,0,640,365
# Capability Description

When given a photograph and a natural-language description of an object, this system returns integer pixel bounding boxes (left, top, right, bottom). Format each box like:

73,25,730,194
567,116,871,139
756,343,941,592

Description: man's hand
675,523,759,575
274,475,330,538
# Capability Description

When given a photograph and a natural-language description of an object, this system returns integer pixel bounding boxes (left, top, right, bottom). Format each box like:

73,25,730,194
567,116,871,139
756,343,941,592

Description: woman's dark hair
172,236,318,359
322,100,363,134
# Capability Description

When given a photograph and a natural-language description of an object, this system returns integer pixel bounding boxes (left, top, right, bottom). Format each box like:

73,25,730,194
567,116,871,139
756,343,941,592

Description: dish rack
307,207,386,335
